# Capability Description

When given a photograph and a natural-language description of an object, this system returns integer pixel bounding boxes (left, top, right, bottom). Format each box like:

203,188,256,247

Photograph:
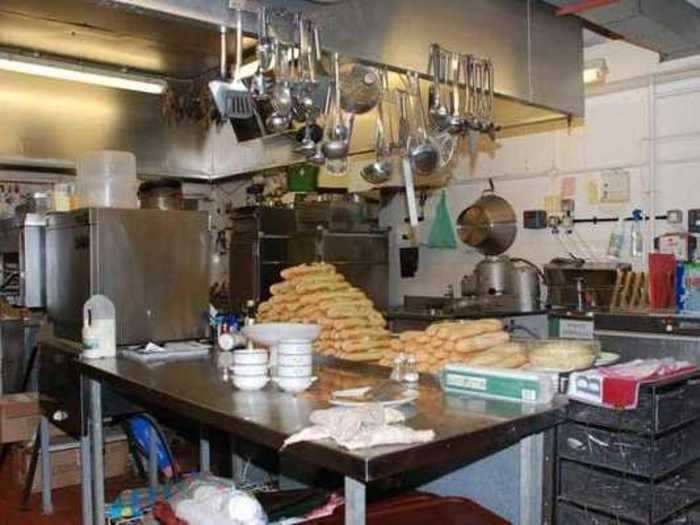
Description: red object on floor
0,448,139,525
305,491,510,525
152,501,187,525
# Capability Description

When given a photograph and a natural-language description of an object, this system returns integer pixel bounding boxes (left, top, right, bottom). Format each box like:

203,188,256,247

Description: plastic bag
426,191,457,249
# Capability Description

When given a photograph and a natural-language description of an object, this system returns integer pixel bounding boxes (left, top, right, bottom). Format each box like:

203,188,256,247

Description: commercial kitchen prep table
75,352,563,525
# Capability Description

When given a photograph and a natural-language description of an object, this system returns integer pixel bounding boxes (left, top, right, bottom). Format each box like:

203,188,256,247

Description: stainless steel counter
77,352,563,524
79,354,561,480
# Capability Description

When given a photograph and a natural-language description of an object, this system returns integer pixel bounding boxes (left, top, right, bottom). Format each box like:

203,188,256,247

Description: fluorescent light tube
0,55,166,94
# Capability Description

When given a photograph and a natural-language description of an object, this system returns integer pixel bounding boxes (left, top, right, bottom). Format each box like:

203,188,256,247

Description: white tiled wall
382,41,700,306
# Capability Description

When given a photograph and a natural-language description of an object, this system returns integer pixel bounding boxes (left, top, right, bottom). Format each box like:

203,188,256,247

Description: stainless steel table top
77,352,563,482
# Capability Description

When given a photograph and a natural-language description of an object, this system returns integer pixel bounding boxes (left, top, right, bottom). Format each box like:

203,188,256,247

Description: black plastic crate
559,459,700,523
557,501,700,525
566,373,700,435
558,419,700,478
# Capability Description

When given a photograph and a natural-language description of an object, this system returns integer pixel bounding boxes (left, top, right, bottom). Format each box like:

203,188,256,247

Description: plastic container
82,294,116,359
631,209,645,258
607,217,625,259
76,151,139,209
286,164,319,193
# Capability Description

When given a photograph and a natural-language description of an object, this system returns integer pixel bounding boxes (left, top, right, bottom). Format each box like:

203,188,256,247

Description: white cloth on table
283,405,435,451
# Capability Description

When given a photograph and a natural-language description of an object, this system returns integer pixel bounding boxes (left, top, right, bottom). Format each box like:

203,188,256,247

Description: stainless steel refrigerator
46,208,210,345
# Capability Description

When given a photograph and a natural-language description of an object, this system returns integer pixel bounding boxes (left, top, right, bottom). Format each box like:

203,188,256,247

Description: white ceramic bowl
231,364,269,376
276,364,313,378
242,324,321,347
233,375,269,391
232,349,268,365
273,376,317,394
277,346,313,357
277,353,313,366
278,339,313,353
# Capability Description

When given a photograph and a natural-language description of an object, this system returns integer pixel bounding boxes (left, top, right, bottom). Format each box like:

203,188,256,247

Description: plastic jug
82,295,116,359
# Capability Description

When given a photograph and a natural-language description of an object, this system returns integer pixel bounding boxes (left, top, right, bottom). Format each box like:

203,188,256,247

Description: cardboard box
0,393,40,443
0,393,64,443
13,435,130,493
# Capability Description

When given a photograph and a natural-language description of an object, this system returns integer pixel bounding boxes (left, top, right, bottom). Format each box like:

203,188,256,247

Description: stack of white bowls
230,349,269,391
273,339,316,394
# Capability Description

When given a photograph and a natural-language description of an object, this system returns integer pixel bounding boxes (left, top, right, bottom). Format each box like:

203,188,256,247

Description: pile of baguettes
378,319,526,374
256,263,391,361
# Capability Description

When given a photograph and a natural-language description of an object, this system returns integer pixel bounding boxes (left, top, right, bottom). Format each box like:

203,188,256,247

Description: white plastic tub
76,151,139,209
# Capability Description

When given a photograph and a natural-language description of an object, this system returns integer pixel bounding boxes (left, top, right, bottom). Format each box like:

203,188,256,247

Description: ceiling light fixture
0,52,166,94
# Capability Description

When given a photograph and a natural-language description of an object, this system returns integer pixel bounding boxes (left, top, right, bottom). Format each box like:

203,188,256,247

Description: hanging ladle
361,72,392,184
428,44,450,131
322,52,352,160
406,73,439,176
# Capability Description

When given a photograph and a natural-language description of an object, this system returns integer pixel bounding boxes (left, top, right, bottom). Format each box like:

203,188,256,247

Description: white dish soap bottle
82,295,116,359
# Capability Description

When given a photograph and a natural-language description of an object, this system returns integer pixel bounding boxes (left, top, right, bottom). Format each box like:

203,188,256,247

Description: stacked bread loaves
379,319,521,374
256,263,390,362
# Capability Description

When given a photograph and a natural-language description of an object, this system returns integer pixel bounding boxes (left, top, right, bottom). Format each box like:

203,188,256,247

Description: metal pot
138,179,183,210
475,255,514,296
456,192,516,256
511,265,541,311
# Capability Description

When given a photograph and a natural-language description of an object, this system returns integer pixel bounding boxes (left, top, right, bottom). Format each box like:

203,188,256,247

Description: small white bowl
277,347,313,357
231,364,269,376
232,349,268,365
278,339,313,354
276,365,313,378
277,353,313,366
233,375,269,391
273,376,317,394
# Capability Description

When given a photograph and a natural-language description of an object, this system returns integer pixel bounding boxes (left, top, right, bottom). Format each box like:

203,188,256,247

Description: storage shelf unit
555,372,700,524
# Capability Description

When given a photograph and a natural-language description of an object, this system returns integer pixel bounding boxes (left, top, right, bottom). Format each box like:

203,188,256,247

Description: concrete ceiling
544,0,700,61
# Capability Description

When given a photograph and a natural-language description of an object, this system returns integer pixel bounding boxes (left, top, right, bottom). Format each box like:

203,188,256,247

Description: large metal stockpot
456,191,516,256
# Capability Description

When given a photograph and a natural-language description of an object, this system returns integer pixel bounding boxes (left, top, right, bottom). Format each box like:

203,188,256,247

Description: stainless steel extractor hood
1,0,585,179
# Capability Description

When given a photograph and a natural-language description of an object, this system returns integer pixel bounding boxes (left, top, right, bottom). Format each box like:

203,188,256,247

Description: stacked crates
556,372,700,524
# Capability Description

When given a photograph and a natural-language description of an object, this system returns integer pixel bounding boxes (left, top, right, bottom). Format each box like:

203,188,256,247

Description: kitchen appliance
0,207,47,309
229,202,388,311
545,259,631,311
475,255,513,296
511,263,542,312
456,192,542,312
46,208,210,345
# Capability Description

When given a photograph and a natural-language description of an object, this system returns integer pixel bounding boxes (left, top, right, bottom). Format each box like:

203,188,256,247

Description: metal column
199,426,210,473
88,378,105,525
149,425,158,490
520,433,544,525
39,416,53,515
80,434,93,525
230,435,242,485
344,477,366,525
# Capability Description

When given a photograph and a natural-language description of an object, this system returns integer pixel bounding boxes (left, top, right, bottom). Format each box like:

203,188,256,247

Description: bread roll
528,342,595,370
335,350,384,361
336,327,390,341
454,331,510,353
280,263,335,280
